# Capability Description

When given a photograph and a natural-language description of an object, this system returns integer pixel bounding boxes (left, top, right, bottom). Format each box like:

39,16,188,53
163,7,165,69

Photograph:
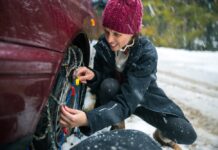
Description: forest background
89,0,218,51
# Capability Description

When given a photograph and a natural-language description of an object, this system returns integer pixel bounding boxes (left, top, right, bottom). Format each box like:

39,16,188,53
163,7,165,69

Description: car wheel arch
71,32,90,67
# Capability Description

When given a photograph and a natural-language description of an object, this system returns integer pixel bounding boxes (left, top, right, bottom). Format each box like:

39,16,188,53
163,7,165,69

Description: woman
60,0,197,149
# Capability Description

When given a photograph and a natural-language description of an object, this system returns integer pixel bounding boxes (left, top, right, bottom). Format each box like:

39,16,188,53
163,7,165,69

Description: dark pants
97,78,197,144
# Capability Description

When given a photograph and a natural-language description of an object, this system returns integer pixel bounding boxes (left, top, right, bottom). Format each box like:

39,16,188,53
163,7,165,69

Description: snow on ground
63,43,218,150
155,47,218,150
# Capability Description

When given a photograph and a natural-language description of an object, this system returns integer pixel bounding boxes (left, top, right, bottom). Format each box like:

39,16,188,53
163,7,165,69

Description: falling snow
62,42,218,150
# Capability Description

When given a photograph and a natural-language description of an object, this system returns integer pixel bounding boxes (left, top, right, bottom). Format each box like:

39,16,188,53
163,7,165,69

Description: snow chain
32,45,85,150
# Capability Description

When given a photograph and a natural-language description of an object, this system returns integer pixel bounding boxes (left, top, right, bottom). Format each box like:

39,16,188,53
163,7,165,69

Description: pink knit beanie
102,0,143,34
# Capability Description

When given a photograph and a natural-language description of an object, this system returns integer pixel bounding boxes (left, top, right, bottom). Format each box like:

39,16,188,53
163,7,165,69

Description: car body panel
0,42,62,144
0,0,92,52
0,0,93,145
0,75,54,143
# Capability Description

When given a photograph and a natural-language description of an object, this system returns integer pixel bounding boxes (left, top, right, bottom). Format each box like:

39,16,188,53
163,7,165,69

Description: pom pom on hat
102,0,143,34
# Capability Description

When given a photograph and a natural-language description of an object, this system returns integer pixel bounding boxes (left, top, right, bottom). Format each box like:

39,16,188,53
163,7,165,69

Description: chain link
32,45,85,150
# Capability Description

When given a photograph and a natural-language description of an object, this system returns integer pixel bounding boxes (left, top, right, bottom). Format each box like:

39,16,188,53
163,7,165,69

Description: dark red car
0,0,94,149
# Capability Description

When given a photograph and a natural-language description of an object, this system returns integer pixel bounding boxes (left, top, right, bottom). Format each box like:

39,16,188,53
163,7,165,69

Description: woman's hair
132,33,142,42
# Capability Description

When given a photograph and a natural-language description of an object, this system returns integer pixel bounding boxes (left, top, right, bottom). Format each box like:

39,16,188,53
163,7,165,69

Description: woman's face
104,27,134,51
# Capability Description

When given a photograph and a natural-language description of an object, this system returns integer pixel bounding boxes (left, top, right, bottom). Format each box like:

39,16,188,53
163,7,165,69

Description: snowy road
157,48,218,150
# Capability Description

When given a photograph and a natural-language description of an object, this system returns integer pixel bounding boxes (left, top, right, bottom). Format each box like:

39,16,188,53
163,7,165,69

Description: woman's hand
60,105,88,128
76,67,95,84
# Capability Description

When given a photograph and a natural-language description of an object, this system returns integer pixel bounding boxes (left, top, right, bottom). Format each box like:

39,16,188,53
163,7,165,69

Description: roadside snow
155,47,218,150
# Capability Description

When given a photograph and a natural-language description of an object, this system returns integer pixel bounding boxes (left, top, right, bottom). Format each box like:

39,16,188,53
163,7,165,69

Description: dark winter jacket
81,36,186,135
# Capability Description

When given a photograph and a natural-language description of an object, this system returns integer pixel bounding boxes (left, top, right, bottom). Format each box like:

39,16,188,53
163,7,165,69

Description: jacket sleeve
82,44,158,135
87,43,110,94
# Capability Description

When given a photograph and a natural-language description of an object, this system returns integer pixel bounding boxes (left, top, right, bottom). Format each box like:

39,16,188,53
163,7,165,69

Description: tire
31,45,87,150
72,129,162,150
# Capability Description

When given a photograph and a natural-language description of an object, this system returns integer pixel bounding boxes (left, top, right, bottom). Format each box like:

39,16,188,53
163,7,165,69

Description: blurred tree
141,0,218,51
83,0,107,40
